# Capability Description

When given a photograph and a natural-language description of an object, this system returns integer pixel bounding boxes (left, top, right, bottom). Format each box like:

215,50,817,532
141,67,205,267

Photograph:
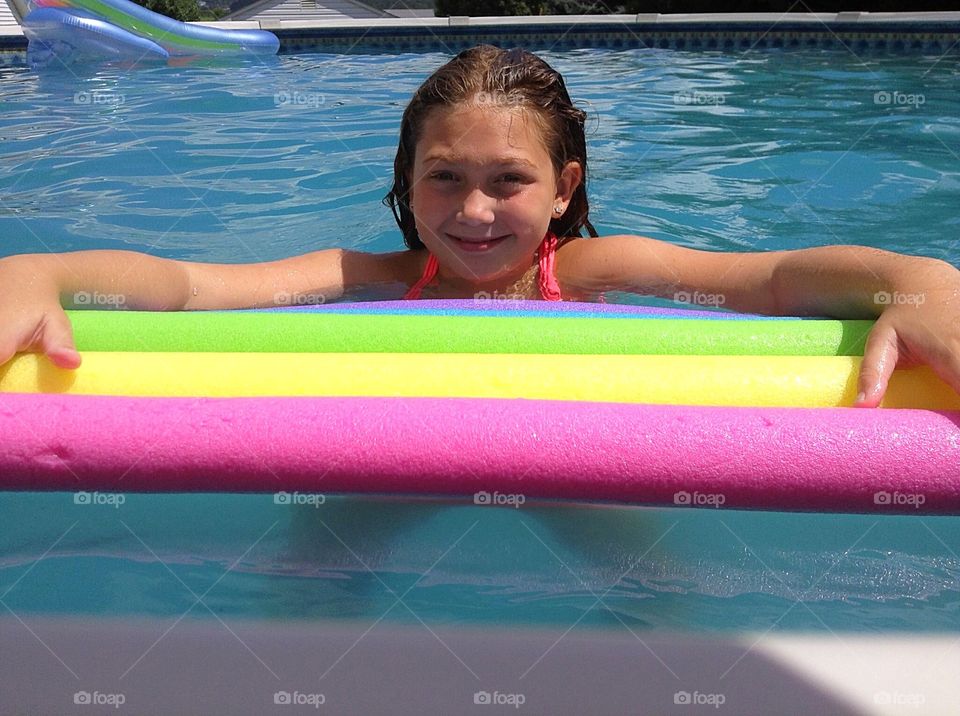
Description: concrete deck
2,617,957,714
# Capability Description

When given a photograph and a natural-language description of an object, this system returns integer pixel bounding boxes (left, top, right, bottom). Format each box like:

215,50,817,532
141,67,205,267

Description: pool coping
2,11,960,55
3,616,957,714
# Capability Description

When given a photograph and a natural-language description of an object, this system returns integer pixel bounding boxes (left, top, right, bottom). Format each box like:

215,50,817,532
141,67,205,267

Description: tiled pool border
1,12,959,65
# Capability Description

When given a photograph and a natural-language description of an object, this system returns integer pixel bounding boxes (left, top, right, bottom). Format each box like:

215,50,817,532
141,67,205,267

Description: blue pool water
1,48,959,634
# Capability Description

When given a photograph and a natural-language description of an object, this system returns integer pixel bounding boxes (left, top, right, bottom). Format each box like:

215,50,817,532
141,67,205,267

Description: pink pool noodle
1,393,958,514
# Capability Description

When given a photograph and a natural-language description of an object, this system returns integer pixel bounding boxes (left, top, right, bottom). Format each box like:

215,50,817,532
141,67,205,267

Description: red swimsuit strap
402,233,562,301
537,231,562,302
401,253,439,300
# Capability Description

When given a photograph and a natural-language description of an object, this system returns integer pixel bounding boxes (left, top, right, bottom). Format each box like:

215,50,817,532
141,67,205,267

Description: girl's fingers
856,319,900,408
39,313,81,370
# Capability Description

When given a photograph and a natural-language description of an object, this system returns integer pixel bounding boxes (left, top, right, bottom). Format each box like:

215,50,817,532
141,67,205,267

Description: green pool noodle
64,311,872,356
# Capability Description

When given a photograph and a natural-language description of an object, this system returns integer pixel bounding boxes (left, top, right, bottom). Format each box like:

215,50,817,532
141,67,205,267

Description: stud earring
553,205,563,215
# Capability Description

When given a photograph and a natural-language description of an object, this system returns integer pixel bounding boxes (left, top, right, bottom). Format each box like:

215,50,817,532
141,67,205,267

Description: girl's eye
499,174,525,185
430,171,456,182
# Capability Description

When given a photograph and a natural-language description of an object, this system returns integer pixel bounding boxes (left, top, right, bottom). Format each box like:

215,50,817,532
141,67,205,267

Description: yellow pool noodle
1,352,957,409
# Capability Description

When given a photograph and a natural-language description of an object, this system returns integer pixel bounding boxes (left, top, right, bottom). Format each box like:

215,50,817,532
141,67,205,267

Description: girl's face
408,101,581,290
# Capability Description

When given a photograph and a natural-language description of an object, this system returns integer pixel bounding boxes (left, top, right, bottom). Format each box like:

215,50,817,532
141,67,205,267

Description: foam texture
65,311,871,355
1,393,957,514
2,352,958,408
255,299,775,318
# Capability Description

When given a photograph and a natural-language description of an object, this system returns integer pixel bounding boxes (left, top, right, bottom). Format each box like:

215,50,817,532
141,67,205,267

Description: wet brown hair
384,45,597,250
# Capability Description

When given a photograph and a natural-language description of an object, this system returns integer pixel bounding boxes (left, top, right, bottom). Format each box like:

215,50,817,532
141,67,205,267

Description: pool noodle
64,311,872,355
1,352,957,409
258,299,776,319
1,393,957,514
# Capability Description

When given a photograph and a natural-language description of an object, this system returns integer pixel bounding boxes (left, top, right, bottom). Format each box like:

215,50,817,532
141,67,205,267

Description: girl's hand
0,257,81,370
856,286,960,407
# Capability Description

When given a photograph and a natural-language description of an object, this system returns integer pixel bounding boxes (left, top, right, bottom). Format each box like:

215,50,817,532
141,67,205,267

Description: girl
1,45,959,407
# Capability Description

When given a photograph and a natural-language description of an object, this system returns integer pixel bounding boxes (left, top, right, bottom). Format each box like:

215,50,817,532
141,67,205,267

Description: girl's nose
457,188,495,225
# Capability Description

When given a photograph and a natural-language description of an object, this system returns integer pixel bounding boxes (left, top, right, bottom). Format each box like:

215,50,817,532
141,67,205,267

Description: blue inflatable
23,0,279,66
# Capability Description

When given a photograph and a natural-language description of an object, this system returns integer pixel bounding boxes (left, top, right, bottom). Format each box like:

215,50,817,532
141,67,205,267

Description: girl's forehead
417,103,551,157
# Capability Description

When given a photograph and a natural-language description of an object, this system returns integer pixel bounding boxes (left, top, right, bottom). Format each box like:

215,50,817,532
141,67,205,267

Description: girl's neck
431,263,538,299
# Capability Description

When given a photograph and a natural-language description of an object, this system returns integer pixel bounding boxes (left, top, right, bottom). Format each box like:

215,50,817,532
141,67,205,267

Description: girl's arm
0,248,407,369
561,235,960,407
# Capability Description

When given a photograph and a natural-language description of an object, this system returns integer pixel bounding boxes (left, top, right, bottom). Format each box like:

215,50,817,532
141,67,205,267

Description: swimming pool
1,45,959,713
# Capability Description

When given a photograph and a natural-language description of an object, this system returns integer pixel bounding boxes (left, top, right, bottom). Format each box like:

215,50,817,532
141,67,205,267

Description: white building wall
229,0,385,21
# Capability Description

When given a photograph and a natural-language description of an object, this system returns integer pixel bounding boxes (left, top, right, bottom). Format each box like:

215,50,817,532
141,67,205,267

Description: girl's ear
555,161,583,205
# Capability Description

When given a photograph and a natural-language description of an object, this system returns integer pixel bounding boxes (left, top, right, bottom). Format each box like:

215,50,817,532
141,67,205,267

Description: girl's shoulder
554,234,664,295
338,248,426,294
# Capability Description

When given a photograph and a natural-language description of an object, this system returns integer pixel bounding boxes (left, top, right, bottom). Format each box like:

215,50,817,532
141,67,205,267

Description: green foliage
134,0,225,22
436,0,960,13
620,0,959,10
435,0,606,16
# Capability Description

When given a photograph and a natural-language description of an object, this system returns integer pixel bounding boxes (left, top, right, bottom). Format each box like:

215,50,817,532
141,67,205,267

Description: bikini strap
537,231,562,302
402,253,439,300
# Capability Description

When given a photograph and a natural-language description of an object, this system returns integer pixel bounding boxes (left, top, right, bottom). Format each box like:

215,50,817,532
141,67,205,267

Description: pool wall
2,12,960,64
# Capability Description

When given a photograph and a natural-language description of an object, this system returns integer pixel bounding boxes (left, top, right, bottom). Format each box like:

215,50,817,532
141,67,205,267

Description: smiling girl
1,45,959,407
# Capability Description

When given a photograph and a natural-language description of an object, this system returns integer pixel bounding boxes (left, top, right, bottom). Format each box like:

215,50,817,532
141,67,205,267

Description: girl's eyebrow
421,153,538,169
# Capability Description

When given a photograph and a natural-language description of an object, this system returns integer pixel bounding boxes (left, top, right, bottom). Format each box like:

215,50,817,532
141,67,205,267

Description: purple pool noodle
249,300,781,319
1,393,957,514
